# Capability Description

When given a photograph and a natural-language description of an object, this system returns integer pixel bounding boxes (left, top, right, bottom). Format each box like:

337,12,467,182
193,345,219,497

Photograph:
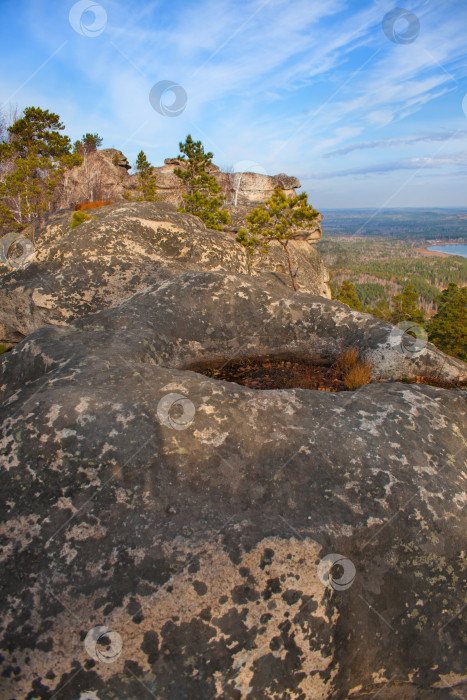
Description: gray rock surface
1,270,466,699
0,202,330,347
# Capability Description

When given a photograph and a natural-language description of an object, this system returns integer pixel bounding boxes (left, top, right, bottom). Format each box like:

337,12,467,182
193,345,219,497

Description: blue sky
1,0,466,207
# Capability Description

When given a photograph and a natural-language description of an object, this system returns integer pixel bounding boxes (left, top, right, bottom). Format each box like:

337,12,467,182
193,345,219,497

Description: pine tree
236,188,319,291
7,107,72,158
367,298,391,321
135,151,158,201
0,107,81,233
428,283,466,361
73,133,103,156
174,135,230,231
335,281,364,311
391,284,424,325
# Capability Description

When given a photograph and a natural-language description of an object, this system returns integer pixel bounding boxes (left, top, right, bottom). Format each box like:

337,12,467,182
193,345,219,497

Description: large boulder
0,201,330,347
0,270,466,699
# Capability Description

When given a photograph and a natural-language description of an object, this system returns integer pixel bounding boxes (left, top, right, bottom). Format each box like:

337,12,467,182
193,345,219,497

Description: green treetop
0,106,81,234
174,135,230,231
390,283,425,325
236,188,319,291
335,280,364,311
73,133,103,156
7,106,72,158
135,150,158,202
428,283,466,361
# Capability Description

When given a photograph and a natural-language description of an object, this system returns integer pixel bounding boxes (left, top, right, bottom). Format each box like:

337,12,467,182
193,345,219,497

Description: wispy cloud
306,150,467,178
1,0,466,206
325,130,467,157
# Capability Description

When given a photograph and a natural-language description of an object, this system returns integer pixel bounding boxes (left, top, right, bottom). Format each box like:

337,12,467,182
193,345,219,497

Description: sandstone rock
0,270,466,698
58,149,131,209
0,202,330,347
52,147,320,240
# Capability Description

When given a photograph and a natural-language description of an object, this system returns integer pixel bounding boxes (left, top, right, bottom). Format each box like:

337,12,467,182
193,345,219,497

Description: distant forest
318,236,466,312
320,208,467,240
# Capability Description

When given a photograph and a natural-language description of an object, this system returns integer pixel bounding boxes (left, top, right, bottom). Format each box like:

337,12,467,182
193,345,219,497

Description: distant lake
427,244,467,258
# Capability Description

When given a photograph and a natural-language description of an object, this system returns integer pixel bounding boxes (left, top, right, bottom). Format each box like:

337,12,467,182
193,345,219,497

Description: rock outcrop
125,158,316,237
58,149,131,209
1,270,466,699
53,150,320,239
0,201,330,347
127,158,301,209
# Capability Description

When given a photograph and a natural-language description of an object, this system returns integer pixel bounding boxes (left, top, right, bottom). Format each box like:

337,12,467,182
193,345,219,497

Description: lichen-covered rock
0,201,330,347
0,271,466,699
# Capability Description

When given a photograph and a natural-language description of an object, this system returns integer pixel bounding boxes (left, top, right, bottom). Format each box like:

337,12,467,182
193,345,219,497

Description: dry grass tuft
343,361,372,390
335,347,360,376
335,347,372,390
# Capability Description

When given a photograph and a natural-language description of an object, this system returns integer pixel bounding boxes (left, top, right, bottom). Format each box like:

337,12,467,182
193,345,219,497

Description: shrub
71,210,91,228
0,343,8,355
74,200,113,211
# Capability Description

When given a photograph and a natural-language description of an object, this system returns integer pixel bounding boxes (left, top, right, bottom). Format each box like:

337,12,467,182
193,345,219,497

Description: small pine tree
367,298,391,321
135,151,158,202
335,281,364,311
73,133,103,155
237,188,319,291
391,284,424,325
71,210,91,228
174,135,230,231
428,283,466,361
